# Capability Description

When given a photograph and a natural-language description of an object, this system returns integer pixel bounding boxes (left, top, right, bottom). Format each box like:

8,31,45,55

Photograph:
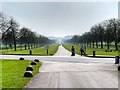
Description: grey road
54,45,79,56
25,45,118,88
0,45,115,64
54,45,72,56
0,55,116,64
25,61,118,88
0,45,118,88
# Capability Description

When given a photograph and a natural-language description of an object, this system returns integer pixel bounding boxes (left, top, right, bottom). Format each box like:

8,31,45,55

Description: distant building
118,1,120,19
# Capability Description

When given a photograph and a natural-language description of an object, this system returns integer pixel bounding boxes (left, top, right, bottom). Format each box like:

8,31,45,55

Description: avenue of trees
67,18,120,50
0,12,55,51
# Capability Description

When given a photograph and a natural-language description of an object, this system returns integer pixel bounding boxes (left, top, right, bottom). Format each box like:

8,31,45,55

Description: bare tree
109,18,119,50
8,18,19,51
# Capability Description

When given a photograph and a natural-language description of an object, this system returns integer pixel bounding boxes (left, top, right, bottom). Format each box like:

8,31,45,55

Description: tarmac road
23,45,118,88
0,45,116,64
54,45,79,56
54,45,72,56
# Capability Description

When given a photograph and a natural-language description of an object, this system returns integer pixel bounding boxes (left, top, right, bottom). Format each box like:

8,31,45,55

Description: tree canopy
66,18,120,50
0,12,55,50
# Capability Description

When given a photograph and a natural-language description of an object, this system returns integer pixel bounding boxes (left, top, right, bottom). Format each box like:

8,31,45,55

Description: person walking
71,46,75,56
80,45,85,56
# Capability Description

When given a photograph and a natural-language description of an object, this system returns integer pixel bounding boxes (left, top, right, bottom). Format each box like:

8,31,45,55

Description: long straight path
54,45,78,56
24,45,118,88
54,45,79,56
54,45,72,56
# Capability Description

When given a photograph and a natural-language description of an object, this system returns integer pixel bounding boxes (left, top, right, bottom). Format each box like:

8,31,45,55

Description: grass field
0,44,58,55
63,44,119,56
2,59,42,88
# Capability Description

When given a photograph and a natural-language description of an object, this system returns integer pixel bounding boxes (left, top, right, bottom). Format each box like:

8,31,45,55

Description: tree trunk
96,42,98,48
6,44,8,49
34,44,35,48
20,44,22,50
13,38,16,51
93,41,94,48
100,40,103,49
9,44,12,49
107,42,109,50
25,44,27,50
31,44,33,49
12,29,16,51
28,44,30,49
90,43,91,47
114,27,118,50
115,42,118,50
87,43,88,47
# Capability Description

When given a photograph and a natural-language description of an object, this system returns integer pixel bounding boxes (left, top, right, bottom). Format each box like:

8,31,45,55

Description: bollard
19,57,24,60
31,61,37,65
26,65,33,71
115,56,119,64
24,71,33,77
47,49,48,55
118,66,120,71
93,51,96,57
34,59,39,62
29,50,32,55
50,54,53,56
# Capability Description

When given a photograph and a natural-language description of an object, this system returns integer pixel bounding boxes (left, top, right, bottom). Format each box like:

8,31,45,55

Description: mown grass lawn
63,44,119,56
2,59,42,88
1,44,58,55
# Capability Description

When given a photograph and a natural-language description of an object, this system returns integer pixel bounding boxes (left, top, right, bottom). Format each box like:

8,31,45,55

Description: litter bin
93,51,96,57
29,50,32,55
115,56,119,64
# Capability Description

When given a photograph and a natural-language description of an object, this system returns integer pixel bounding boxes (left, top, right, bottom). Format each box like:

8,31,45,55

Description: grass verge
63,44,119,56
1,44,58,55
2,59,42,88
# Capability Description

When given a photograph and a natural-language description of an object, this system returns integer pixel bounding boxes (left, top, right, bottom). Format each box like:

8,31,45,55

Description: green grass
63,44,119,56
0,44,58,55
2,59,42,88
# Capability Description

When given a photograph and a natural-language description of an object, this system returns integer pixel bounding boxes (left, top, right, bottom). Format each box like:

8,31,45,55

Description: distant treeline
66,18,120,50
0,12,55,51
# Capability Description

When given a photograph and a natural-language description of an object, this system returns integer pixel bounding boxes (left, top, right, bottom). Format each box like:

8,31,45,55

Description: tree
19,27,28,49
1,12,55,51
0,12,10,35
109,18,119,50
70,35,80,44
19,27,35,49
2,30,14,49
8,18,19,51
0,13,19,51
117,20,120,43
97,23,104,49
90,26,96,48
103,20,114,50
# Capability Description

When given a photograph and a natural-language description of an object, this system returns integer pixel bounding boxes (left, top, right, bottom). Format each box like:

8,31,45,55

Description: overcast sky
2,0,119,37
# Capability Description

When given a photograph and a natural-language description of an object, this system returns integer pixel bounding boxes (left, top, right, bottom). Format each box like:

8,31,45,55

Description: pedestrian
80,45,85,56
71,46,75,56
